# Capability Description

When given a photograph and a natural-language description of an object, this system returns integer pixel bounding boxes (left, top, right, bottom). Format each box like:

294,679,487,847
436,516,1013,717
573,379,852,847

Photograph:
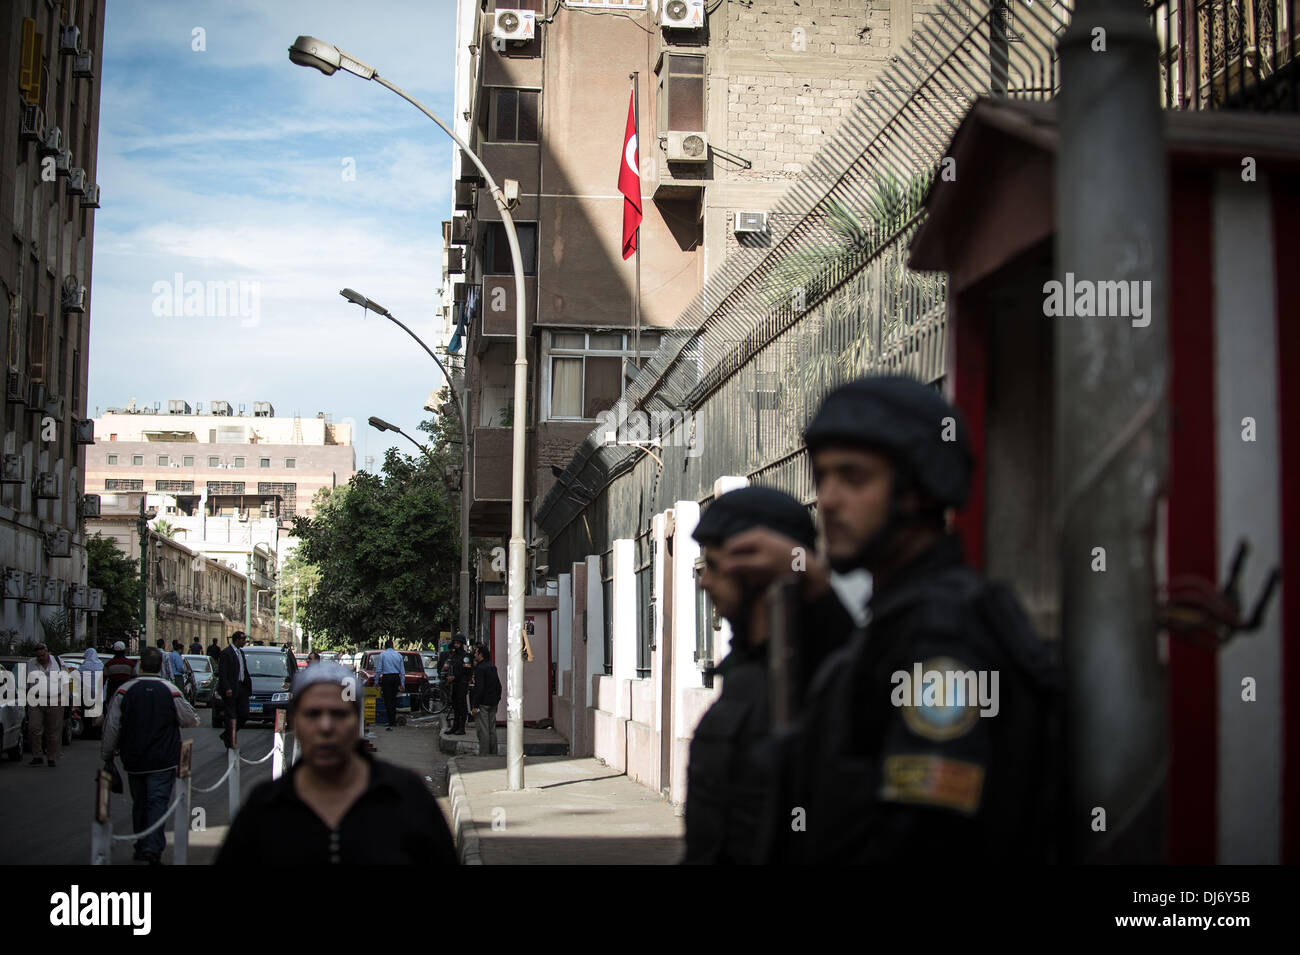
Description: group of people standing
436,635,501,755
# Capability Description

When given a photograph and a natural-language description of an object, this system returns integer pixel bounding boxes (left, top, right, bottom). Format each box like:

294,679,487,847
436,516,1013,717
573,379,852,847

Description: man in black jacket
683,486,855,865
469,644,502,755
757,376,1059,864
101,647,200,864
447,639,474,735
216,631,253,746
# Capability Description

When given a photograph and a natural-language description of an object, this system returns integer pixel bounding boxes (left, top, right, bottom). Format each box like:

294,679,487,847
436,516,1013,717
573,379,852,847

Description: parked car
184,654,216,706
0,661,23,761
241,645,299,726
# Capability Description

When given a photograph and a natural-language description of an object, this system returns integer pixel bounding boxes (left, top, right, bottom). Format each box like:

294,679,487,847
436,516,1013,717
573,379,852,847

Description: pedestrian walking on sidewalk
216,662,458,865
470,644,502,755
374,641,405,731
25,643,66,767
101,646,200,864
216,631,252,746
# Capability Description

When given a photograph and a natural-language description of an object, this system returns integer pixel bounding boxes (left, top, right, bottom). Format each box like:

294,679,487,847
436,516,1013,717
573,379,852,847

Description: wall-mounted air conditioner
44,527,71,558
62,278,86,313
2,568,22,598
20,104,45,142
665,130,708,162
59,25,81,55
73,50,94,79
55,148,72,177
734,210,769,234
73,418,94,444
88,588,103,612
67,168,87,197
35,472,59,499
0,455,22,484
6,369,27,402
80,493,101,518
660,0,706,29
40,126,62,157
492,9,536,43
27,382,47,411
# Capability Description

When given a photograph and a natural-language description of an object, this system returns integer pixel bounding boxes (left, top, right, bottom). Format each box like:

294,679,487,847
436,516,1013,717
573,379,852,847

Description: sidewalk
448,755,685,865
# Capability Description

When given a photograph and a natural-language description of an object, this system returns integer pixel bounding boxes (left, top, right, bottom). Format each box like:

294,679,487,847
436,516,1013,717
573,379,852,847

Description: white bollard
227,744,241,820
272,708,287,779
172,776,190,866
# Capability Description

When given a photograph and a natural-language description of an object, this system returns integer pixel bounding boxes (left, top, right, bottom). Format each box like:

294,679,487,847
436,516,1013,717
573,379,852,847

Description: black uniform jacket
757,534,1059,864
683,586,855,864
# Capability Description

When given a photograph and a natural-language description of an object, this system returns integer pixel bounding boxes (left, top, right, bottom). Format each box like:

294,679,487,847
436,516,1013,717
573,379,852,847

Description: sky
87,0,461,472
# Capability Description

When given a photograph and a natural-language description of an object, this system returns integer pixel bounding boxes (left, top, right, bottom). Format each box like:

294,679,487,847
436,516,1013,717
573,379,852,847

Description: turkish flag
618,89,642,260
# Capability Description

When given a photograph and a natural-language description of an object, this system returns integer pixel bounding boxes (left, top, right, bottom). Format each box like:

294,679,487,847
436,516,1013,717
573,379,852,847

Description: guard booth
485,595,555,724
908,99,1299,864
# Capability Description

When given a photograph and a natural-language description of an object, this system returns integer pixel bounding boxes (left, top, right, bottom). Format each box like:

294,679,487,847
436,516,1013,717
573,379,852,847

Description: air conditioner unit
3,568,22,598
80,493,101,518
55,148,72,177
454,179,476,211
73,50,94,79
35,472,59,499
62,278,86,313
20,104,45,142
450,217,471,245
40,125,62,157
492,8,536,42
27,381,46,411
42,577,65,606
168,399,192,415
237,510,248,522
88,588,103,612
66,168,86,196
665,130,708,162
660,0,706,29
6,368,27,402
43,392,64,420
446,247,465,273
23,572,40,603
59,25,81,55
81,183,101,208
73,418,94,444
0,455,22,484
734,210,768,234
44,527,71,558
67,583,87,609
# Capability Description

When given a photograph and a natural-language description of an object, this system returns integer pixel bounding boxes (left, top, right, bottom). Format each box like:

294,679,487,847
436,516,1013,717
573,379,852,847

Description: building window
490,88,540,143
285,458,296,469
183,455,194,467
547,331,661,420
157,455,168,467
106,454,117,465
657,52,705,133
259,458,270,468
156,480,194,493
233,457,245,468
106,479,144,491
132,455,143,466
482,221,537,275
208,456,219,467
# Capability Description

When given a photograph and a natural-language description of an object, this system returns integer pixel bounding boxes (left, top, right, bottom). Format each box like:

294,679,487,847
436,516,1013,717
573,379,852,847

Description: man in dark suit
216,630,252,747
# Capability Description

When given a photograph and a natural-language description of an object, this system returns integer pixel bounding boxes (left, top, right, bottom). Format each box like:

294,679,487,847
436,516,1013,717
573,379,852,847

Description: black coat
217,644,253,701
756,535,1059,864
682,587,854,865
469,660,502,708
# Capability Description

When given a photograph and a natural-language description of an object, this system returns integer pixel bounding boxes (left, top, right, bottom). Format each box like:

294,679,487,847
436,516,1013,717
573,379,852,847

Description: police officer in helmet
684,486,853,865
756,375,1058,864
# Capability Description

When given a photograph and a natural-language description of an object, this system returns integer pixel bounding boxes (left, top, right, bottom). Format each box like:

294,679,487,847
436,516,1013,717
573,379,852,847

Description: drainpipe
1055,0,1169,862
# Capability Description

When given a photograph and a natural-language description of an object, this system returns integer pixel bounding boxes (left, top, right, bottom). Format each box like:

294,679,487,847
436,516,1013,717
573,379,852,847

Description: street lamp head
368,416,399,433
339,288,390,317
288,36,376,80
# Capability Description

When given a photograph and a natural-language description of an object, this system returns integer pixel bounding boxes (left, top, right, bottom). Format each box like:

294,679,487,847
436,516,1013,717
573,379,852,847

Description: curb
446,757,483,866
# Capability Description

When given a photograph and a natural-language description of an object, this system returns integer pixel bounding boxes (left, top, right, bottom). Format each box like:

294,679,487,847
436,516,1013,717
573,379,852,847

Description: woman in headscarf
79,646,104,672
78,646,106,720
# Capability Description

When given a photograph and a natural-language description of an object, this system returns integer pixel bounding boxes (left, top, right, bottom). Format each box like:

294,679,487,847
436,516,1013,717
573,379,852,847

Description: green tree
87,533,142,645
292,441,459,649
152,519,176,540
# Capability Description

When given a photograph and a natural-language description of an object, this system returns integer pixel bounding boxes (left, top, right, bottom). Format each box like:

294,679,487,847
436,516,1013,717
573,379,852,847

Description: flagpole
630,71,641,366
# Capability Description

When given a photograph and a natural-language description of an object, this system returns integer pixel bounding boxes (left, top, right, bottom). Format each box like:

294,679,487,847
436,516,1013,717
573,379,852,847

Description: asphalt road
0,711,284,866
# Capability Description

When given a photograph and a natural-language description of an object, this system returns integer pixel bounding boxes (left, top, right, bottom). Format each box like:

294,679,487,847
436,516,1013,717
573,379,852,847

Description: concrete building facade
1,0,106,647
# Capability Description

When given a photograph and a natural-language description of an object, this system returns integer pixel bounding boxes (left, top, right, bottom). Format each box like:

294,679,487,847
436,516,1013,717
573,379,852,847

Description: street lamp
347,293,473,648
368,415,436,461
293,34,530,790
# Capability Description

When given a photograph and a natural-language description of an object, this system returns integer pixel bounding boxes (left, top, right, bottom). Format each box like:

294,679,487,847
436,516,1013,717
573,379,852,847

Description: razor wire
538,0,1072,569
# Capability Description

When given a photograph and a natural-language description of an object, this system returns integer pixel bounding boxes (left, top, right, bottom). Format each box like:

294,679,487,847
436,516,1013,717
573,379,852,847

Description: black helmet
692,486,817,550
803,375,972,508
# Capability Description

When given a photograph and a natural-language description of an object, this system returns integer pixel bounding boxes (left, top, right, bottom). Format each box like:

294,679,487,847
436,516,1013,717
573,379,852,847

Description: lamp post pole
292,35,529,789
137,495,149,653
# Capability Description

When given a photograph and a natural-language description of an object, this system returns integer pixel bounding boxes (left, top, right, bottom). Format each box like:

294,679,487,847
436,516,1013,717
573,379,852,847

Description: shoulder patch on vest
879,754,984,815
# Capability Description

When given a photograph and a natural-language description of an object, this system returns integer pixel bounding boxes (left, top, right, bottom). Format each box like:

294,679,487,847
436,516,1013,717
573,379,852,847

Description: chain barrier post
228,719,241,820
173,738,193,866
91,768,112,865
272,707,287,779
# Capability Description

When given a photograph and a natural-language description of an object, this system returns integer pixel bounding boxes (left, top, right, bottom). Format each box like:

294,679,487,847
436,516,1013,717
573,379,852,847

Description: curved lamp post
293,35,529,788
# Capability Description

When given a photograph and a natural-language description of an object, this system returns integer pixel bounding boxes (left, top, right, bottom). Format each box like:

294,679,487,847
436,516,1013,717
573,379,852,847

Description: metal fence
537,0,1071,572
1149,0,1299,111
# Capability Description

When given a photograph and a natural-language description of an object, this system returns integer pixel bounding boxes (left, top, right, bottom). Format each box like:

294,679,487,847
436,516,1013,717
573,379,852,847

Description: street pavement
449,755,685,864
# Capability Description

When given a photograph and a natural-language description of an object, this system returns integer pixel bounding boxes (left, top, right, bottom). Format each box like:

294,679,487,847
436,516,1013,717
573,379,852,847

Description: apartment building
87,401,355,522
1,0,106,646
443,0,937,625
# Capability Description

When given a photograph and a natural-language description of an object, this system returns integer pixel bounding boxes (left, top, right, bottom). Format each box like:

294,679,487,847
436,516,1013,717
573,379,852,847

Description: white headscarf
80,647,104,672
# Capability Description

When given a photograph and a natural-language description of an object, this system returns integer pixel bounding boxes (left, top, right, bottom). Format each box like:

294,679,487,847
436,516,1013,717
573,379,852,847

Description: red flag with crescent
618,89,642,260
